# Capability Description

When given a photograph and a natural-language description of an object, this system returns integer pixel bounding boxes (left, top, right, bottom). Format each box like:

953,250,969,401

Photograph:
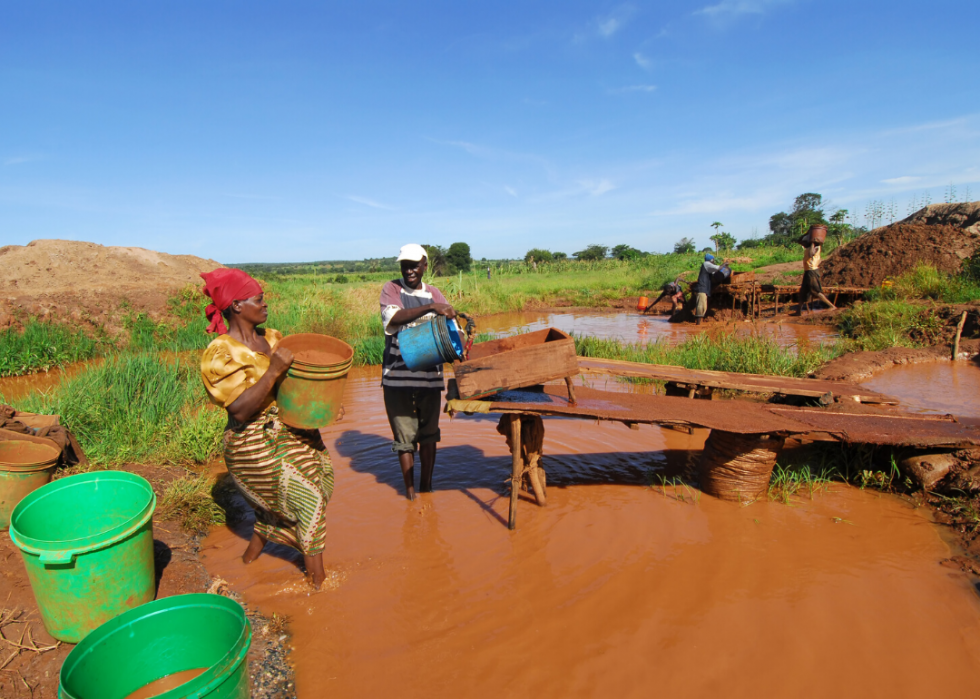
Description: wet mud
479,309,837,348
125,668,208,699
860,360,980,419
201,366,980,698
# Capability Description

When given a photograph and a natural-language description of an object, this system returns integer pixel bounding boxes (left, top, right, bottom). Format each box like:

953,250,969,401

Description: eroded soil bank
201,367,980,698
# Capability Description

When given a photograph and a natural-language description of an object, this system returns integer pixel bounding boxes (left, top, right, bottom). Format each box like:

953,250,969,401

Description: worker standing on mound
692,253,729,325
380,244,456,501
795,229,837,315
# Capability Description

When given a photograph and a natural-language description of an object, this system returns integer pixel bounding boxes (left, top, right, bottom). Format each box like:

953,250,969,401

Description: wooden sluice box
451,327,579,400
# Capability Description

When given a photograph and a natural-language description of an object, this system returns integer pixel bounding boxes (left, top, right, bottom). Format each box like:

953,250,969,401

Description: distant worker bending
795,228,837,315
643,275,687,318
692,253,729,325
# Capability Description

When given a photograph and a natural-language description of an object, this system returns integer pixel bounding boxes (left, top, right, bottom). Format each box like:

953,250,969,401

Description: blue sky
3,1,979,263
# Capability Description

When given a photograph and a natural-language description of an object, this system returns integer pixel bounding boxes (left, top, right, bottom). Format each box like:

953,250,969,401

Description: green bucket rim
59,593,252,699
9,471,156,564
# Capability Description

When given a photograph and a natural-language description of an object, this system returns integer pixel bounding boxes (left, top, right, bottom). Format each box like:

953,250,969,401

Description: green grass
838,300,945,351
768,463,835,503
14,353,224,466
157,472,227,533
574,332,838,377
0,249,808,377
0,320,105,377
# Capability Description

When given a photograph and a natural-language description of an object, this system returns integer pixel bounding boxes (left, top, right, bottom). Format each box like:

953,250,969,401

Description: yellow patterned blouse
201,329,284,410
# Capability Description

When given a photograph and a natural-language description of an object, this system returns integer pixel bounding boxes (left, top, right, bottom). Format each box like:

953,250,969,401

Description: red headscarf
200,268,263,335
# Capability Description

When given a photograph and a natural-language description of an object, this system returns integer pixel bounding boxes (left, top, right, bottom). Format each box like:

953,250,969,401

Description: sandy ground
0,240,222,334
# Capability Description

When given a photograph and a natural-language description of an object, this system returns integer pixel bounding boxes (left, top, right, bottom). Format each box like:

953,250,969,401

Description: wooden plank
576,356,898,404
454,328,579,399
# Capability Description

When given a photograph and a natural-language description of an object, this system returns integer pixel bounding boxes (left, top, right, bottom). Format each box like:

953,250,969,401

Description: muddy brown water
859,360,980,419
479,310,837,348
201,366,980,697
124,668,208,699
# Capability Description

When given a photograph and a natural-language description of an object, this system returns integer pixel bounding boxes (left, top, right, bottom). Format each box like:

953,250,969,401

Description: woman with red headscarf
199,268,333,588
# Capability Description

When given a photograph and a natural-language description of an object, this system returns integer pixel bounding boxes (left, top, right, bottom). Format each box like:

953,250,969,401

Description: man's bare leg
304,552,326,589
419,442,436,492
815,292,837,310
399,451,416,501
242,531,266,564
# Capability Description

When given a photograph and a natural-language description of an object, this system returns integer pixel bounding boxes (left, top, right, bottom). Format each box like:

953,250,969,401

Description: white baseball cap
396,244,428,262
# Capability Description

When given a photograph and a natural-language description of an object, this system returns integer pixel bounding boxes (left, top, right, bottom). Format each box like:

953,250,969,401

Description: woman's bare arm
227,346,294,424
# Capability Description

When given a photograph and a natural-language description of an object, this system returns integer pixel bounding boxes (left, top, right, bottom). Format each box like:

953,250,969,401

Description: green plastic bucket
0,440,60,530
59,594,252,699
9,470,156,642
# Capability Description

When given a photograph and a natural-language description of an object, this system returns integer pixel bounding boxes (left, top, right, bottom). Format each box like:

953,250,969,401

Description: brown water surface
0,361,95,403
124,668,208,699
479,310,837,348
202,366,980,698
860,360,980,418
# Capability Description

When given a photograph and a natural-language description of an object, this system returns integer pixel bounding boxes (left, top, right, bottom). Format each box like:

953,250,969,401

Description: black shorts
799,270,822,300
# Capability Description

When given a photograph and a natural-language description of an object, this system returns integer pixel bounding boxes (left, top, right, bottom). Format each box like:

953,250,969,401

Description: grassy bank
12,353,224,467
0,320,105,377
838,264,980,351
574,332,838,377
1,248,803,378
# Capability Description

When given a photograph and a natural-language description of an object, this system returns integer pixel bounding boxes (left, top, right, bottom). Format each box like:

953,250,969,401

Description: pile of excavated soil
822,202,980,287
0,239,223,333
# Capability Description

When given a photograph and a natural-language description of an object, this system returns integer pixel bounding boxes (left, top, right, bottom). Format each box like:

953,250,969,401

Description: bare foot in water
242,532,266,564
304,552,327,589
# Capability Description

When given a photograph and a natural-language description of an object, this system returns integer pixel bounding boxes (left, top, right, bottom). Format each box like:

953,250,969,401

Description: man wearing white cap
379,244,457,500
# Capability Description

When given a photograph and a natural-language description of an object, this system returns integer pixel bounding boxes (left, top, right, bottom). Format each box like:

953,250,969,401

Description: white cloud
695,0,793,19
4,154,44,166
344,195,393,210
598,18,620,37
504,186,518,197
580,179,616,196
610,84,657,94
596,5,634,38
633,52,653,70
882,176,921,185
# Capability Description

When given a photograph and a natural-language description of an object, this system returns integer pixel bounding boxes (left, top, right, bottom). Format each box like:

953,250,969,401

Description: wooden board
577,356,898,404
453,328,579,399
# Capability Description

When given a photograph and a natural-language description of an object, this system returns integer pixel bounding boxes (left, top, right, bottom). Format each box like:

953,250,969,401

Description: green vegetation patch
0,320,104,378
16,353,224,466
574,332,838,378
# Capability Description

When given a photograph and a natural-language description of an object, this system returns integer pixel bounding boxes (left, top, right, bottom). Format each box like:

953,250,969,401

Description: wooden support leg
523,416,547,507
509,415,522,530
564,376,577,404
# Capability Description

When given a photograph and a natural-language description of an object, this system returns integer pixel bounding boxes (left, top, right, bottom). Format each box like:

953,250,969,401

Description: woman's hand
270,346,294,378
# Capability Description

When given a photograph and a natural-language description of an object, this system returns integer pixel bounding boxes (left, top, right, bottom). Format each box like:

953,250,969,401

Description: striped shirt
380,279,448,389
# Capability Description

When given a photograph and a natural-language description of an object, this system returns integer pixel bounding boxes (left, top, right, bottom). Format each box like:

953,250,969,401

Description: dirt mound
0,239,223,332
822,202,980,287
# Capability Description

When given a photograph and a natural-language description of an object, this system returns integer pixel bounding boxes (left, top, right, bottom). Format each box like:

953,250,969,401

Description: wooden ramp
577,357,896,405
447,384,980,529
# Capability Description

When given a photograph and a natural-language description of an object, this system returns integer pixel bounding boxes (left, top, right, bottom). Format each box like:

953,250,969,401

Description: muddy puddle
201,366,980,697
860,360,980,419
479,309,837,348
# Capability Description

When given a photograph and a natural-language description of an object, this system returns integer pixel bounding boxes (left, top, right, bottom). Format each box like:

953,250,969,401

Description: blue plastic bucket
399,317,463,370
